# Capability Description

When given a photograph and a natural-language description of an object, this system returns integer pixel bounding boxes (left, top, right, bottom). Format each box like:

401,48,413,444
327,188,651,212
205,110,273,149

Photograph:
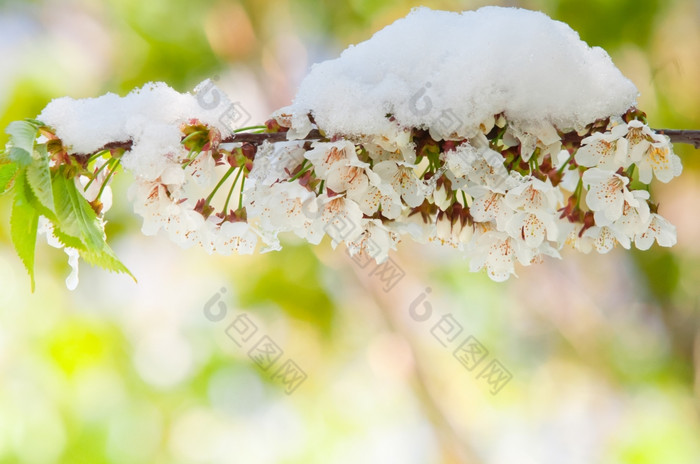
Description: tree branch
655,129,700,149
221,129,324,144
77,130,325,156
77,128,700,158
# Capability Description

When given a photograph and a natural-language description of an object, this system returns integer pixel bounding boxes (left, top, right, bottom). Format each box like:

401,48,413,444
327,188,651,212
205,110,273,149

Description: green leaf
6,120,41,167
8,147,32,167
52,171,104,249
0,161,18,195
26,145,55,214
24,118,46,128
10,173,39,291
52,169,135,280
80,246,135,279
51,226,87,251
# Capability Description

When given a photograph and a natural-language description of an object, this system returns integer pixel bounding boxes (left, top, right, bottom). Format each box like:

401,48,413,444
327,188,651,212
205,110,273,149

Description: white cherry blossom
504,121,561,162
468,187,513,231
623,120,656,162
352,181,403,219
445,139,510,192
273,110,314,140
315,194,365,247
467,149,510,191
432,182,452,210
582,168,636,222
187,150,219,187
581,225,620,253
248,141,306,186
244,180,321,248
214,221,259,255
433,210,473,248
305,141,360,180
504,177,562,214
369,125,415,162
574,127,629,170
346,219,399,263
601,189,651,241
373,160,426,207
129,180,181,236
635,213,677,250
505,211,559,248
636,137,683,184
468,228,533,282
166,208,210,250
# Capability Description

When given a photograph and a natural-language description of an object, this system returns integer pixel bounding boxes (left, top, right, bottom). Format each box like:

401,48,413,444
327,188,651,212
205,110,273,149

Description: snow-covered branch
0,6,691,290
75,128,700,162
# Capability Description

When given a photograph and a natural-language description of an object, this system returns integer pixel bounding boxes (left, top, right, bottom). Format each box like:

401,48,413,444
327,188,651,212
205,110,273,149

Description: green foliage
1,119,134,290
0,158,18,194
26,144,55,215
10,173,39,291
5,119,42,166
554,0,662,49
52,169,135,279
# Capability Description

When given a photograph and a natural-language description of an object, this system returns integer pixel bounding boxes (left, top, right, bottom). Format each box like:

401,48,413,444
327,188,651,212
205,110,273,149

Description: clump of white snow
287,6,638,138
38,80,234,154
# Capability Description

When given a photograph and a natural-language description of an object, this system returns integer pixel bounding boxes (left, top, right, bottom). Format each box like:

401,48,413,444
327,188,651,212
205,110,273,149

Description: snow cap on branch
38,81,234,154
287,7,638,137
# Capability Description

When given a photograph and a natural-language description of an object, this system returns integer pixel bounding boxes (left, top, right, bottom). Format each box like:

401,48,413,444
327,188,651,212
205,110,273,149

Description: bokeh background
1,0,700,463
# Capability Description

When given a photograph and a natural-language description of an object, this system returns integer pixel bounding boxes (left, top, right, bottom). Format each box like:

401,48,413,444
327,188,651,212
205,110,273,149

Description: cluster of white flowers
125,123,259,257
230,111,679,281
573,119,681,255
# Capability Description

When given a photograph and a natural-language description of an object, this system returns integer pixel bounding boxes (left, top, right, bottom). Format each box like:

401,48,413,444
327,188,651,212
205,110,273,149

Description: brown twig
222,129,324,144
655,129,700,149
77,128,700,158
75,130,325,157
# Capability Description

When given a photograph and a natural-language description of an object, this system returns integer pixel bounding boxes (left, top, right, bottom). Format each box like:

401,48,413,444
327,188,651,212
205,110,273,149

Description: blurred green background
1,0,700,463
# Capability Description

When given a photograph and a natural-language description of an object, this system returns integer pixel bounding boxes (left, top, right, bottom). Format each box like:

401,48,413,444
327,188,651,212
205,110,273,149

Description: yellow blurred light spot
47,322,109,376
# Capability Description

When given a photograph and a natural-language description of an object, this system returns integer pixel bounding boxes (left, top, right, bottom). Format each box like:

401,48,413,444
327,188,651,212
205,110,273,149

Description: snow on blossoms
4,6,684,289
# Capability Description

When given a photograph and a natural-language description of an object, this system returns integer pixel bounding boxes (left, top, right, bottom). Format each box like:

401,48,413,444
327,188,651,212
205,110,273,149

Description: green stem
288,160,311,182
529,155,539,174
573,176,584,208
87,149,109,164
96,158,121,201
234,125,267,133
317,179,325,195
181,153,200,169
206,166,236,205
181,130,208,145
420,163,432,179
84,158,113,192
222,167,244,214
557,153,574,174
238,175,246,210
